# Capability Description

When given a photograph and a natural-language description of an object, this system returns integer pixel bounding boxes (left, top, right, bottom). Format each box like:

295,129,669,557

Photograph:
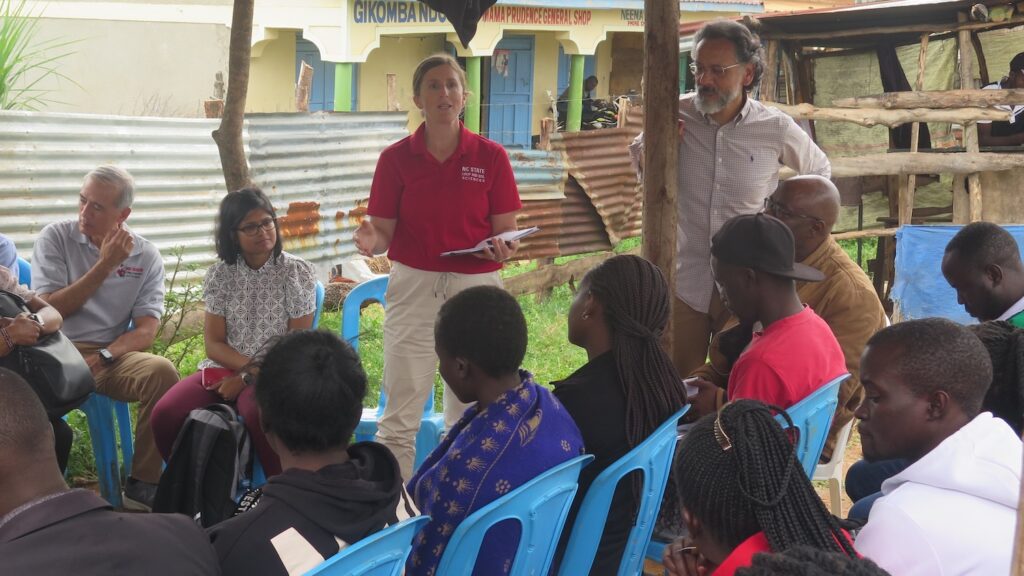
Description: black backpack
153,403,252,527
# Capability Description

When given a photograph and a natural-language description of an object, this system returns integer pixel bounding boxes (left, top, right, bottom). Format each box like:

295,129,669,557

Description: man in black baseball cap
688,213,847,418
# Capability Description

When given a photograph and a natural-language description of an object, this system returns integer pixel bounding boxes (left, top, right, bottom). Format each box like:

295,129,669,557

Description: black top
551,352,637,576
208,442,412,576
0,489,220,575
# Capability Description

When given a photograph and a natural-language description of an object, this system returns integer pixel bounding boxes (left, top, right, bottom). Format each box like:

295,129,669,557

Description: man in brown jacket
689,175,887,459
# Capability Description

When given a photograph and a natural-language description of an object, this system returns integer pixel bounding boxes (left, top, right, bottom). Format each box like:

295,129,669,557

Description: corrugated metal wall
0,110,577,277
548,105,644,250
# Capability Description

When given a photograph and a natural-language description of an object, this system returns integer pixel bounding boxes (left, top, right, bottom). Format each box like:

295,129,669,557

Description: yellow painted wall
532,32,560,136
359,35,446,132
247,29,298,113
20,18,229,117
595,36,614,99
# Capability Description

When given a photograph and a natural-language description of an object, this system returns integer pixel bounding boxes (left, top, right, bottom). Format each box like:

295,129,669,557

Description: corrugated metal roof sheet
548,106,644,246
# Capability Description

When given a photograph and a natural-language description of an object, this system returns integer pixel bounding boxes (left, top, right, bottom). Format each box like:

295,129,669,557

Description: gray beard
695,86,740,115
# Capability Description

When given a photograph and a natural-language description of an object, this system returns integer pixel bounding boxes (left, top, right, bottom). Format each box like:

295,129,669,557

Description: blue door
296,37,336,112
556,47,596,97
488,36,534,149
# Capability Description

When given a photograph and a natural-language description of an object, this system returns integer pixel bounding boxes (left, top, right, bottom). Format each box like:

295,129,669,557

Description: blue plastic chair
303,516,430,576
344,277,445,470
18,256,135,507
558,406,689,576
312,280,325,328
16,255,31,285
435,454,593,576
645,376,851,565
776,373,848,478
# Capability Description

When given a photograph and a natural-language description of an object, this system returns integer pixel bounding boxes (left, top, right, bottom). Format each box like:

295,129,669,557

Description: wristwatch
27,313,43,327
241,372,254,386
98,348,115,366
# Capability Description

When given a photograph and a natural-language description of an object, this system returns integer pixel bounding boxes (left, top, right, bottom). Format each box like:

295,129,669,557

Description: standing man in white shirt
32,165,177,511
630,19,831,374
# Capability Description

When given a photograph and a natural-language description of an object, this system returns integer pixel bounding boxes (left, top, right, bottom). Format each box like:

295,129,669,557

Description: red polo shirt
367,122,521,273
728,305,846,409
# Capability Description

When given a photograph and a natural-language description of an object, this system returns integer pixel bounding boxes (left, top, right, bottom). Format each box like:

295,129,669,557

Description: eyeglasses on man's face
238,218,277,236
689,62,743,79
763,196,824,225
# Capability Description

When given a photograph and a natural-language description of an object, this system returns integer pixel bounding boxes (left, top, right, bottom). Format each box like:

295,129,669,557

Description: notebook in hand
440,227,540,256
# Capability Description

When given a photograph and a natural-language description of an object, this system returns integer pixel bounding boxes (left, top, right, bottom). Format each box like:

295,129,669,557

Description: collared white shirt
997,293,1024,321
979,81,1023,125
630,94,831,312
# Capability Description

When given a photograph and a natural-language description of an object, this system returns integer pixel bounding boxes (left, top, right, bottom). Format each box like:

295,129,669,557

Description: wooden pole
834,88,1024,109
764,103,1010,126
777,152,1024,178
643,0,680,351
211,0,254,193
958,12,983,222
899,34,929,226
386,73,399,112
295,61,314,112
760,14,1024,42
760,40,780,103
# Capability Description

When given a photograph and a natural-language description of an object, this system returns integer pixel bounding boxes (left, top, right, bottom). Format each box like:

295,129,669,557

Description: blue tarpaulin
893,225,1024,324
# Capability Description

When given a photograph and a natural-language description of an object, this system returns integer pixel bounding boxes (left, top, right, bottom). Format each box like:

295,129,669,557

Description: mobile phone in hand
201,367,234,389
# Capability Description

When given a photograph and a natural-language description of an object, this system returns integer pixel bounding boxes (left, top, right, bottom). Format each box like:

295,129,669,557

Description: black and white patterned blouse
198,252,316,369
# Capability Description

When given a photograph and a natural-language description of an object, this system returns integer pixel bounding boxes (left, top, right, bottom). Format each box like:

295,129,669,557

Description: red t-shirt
367,122,522,273
728,306,846,409
713,532,772,576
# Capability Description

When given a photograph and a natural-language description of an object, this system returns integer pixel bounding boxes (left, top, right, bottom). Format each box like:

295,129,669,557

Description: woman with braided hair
664,400,857,576
551,254,689,575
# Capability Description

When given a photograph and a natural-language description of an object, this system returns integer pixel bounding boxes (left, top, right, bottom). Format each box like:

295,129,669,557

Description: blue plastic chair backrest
16,256,31,288
557,406,690,576
303,516,430,576
435,454,594,576
312,280,325,329
341,276,388,353
776,374,848,478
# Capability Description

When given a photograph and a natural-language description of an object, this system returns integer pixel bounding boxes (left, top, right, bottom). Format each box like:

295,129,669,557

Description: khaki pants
76,343,179,484
672,288,731,376
375,263,502,480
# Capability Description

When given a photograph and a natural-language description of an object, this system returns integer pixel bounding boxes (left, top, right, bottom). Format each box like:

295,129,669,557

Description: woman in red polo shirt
353,53,521,480
663,400,858,576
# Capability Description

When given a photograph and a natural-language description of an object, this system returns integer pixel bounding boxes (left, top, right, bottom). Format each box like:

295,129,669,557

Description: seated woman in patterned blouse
406,286,584,576
150,188,317,476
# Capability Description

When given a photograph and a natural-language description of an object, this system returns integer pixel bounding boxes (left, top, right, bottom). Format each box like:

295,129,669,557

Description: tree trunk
212,0,253,193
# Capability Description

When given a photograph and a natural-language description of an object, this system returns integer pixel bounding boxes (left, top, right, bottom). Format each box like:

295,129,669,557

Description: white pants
375,262,503,480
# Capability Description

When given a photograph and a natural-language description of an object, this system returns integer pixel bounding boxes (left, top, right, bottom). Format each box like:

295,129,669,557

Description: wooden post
295,61,314,112
958,12,983,221
465,57,482,133
643,0,680,352
566,54,584,132
761,40,779,103
539,118,554,150
1013,430,1024,576
899,33,929,226
386,73,399,112
334,63,355,112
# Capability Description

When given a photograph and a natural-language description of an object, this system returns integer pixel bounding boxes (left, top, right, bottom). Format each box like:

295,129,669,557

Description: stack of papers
441,227,540,256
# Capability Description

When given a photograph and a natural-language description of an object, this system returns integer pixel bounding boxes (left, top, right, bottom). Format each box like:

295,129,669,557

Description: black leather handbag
0,290,95,417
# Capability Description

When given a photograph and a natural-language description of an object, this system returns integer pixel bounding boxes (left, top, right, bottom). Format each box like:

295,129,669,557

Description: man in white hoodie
854,318,1022,576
